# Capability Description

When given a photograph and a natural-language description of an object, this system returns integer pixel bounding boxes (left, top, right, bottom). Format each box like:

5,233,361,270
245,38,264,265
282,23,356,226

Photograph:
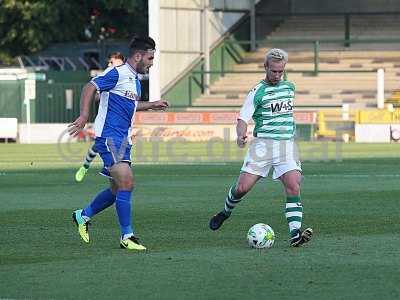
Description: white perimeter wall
149,0,255,98
355,124,400,143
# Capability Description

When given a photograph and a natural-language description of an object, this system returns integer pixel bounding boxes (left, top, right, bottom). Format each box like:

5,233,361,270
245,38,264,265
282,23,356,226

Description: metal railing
188,68,378,107
255,11,400,47
272,37,400,74
202,37,400,90
188,69,265,106
161,11,400,107
184,33,400,106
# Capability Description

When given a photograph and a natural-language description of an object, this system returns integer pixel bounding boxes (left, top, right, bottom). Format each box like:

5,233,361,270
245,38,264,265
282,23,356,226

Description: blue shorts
94,137,132,179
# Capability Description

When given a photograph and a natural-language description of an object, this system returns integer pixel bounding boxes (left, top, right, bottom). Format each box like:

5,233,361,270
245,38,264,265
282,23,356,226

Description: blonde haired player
209,48,313,247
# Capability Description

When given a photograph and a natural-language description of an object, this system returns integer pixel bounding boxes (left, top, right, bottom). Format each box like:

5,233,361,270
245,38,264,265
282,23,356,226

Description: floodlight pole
149,0,161,102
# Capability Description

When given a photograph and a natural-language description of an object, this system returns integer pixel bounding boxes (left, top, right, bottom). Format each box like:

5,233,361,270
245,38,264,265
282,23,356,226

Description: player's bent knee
117,178,134,191
285,182,300,196
235,183,249,198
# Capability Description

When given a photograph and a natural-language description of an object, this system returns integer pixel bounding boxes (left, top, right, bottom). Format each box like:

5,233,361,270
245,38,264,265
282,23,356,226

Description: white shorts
241,138,302,179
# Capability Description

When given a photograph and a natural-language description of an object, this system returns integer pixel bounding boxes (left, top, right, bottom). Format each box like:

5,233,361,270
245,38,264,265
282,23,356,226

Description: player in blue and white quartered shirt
68,36,169,251
75,52,126,182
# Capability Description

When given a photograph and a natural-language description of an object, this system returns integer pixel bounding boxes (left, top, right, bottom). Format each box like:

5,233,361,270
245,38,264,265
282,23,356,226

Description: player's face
108,58,124,67
136,50,154,74
265,60,286,85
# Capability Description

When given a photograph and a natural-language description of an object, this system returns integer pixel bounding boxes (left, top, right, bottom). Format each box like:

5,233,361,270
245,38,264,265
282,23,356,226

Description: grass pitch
0,142,400,299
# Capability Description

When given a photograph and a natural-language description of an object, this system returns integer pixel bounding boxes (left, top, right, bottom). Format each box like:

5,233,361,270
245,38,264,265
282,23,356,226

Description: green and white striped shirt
238,80,296,140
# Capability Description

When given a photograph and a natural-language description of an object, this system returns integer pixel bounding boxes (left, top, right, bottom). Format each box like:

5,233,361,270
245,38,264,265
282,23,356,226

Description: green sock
285,195,303,237
223,186,241,215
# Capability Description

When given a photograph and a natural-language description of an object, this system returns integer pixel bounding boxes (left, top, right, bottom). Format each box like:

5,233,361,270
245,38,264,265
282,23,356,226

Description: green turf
1,143,400,299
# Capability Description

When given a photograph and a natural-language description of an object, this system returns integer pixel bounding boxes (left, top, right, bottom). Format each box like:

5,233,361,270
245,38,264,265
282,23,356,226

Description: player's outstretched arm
68,83,97,136
136,100,169,111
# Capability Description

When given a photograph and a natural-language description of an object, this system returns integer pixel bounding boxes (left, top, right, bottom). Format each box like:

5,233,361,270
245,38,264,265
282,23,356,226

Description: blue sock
82,189,116,218
115,190,134,236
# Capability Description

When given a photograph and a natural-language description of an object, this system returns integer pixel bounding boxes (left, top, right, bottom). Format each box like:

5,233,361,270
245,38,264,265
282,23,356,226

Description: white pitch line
141,173,400,178
306,174,400,178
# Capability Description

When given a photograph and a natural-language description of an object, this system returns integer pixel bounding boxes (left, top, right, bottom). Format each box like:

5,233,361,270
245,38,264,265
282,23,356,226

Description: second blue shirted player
68,36,169,251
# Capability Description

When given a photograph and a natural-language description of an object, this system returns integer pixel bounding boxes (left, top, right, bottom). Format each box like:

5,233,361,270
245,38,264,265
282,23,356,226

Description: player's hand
151,100,169,110
68,116,88,137
237,135,247,148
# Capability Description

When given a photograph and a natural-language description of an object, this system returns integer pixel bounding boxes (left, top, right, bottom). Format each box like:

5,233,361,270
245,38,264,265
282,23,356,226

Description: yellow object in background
357,109,400,124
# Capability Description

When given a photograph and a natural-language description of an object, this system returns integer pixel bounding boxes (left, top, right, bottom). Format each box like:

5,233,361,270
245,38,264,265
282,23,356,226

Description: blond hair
265,48,288,65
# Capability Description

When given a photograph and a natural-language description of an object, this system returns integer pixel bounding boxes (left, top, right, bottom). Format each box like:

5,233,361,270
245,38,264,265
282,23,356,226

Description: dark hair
129,35,156,56
108,52,125,61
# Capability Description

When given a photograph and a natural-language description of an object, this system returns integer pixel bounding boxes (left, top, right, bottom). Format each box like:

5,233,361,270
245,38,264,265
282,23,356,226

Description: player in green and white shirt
209,48,313,247
246,79,295,140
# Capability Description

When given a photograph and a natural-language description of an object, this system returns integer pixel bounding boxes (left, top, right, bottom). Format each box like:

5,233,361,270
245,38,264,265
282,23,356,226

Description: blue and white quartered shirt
90,63,141,143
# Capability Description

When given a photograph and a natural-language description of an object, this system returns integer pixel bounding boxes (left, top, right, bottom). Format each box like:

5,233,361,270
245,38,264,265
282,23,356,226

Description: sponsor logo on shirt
124,90,140,100
270,99,293,114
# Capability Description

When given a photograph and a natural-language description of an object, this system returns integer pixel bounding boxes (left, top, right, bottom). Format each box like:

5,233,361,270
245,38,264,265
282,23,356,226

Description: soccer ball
247,223,275,249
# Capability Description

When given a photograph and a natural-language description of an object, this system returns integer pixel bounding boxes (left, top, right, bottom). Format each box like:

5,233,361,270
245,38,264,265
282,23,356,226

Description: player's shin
83,145,97,169
223,186,242,215
82,188,116,218
285,195,303,237
115,190,134,238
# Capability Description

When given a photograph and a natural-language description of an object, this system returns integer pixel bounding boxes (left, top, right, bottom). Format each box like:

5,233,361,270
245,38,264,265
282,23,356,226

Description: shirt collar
125,61,138,78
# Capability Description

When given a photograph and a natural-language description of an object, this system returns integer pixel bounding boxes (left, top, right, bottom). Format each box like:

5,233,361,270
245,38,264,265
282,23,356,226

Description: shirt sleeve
238,87,257,124
90,67,119,92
